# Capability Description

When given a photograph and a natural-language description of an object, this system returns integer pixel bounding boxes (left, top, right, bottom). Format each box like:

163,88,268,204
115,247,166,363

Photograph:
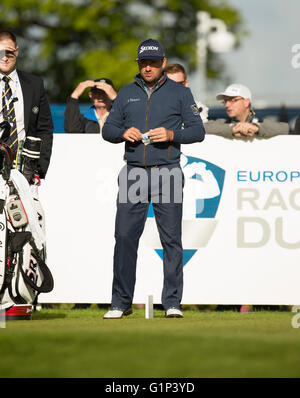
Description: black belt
142,165,159,169
128,164,179,169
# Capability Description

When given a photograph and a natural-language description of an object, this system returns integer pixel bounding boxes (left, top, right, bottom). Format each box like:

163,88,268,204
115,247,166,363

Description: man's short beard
142,73,161,87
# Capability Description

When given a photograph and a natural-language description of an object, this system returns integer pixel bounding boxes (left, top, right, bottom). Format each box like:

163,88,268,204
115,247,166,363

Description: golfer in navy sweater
102,39,205,319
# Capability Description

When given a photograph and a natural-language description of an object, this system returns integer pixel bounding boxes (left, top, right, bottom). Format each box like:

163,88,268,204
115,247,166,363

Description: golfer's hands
123,127,143,142
149,127,174,142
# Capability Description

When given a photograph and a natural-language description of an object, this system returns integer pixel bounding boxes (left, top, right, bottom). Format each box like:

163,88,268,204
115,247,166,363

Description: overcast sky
189,0,300,106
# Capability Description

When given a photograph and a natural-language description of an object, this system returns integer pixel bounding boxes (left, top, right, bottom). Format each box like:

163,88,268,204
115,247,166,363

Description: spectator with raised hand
205,84,289,138
64,78,117,134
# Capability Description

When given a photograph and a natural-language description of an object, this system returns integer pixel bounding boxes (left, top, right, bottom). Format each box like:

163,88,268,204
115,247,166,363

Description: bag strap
20,239,54,293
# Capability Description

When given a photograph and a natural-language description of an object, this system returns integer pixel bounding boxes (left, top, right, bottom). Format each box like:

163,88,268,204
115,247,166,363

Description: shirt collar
231,110,256,123
246,110,256,122
0,69,18,83
135,72,167,94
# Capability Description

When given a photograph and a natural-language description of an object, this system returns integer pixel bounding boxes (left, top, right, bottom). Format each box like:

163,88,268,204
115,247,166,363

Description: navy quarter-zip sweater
102,73,205,167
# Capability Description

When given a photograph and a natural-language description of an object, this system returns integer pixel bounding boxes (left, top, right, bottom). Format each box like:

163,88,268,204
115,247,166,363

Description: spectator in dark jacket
64,78,117,134
0,30,53,178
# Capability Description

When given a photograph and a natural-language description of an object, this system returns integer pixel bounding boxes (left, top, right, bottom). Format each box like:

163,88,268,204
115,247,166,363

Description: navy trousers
110,163,184,311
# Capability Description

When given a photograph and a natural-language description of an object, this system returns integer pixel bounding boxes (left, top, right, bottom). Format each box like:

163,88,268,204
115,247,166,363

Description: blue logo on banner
148,155,225,266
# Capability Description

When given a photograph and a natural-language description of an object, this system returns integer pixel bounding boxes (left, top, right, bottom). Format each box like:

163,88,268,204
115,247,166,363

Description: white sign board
38,134,300,305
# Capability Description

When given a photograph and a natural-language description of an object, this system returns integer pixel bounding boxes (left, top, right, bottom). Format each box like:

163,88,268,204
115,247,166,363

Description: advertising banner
39,134,300,305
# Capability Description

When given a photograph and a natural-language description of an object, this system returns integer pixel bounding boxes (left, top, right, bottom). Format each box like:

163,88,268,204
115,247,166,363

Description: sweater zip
135,74,167,166
143,92,151,166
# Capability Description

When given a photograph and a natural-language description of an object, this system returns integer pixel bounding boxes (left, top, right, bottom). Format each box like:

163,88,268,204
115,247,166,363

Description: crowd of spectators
63,64,297,137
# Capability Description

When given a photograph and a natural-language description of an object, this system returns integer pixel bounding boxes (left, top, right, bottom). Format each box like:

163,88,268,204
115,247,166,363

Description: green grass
0,307,299,378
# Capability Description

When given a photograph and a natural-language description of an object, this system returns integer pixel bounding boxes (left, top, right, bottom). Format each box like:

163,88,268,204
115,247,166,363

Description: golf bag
0,124,53,309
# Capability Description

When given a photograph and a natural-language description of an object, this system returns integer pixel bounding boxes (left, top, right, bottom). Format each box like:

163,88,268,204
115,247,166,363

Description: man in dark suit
0,30,53,179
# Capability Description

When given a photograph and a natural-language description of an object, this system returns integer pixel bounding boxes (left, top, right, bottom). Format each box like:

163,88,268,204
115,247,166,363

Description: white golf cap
216,84,252,101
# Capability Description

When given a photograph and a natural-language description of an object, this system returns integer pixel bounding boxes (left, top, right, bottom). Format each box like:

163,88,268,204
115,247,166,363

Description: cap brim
136,56,164,61
216,93,227,101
